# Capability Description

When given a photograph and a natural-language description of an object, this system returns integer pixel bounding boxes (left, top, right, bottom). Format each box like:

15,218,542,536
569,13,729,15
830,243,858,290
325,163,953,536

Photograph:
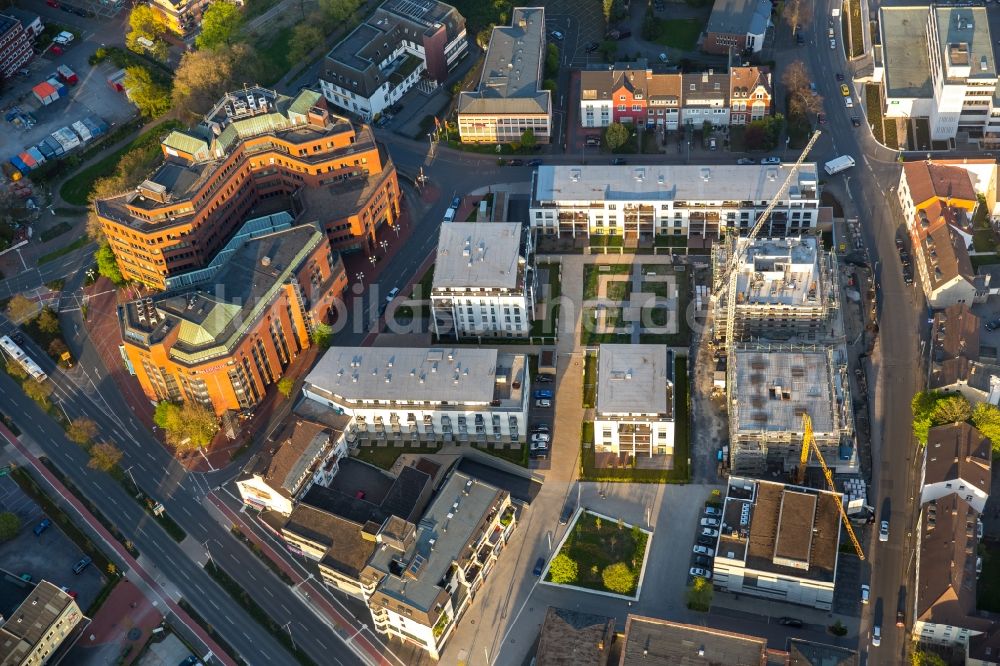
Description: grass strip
353,443,444,470
39,222,72,243
37,237,90,265
119,475,187,543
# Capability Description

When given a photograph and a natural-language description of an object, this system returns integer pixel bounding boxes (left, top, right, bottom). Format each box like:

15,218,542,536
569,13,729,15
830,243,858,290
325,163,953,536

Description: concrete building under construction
713,237,838,343
728,344,855,476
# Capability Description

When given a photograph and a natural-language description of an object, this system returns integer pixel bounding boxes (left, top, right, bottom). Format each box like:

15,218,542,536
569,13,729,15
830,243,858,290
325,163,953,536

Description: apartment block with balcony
0,13,33,80
430,222,535,339
594,344,674,460
95,87,399,289
302,347,530,445
119,224,348,417
320,0,468,121
530,163,819,247
457,8,551,144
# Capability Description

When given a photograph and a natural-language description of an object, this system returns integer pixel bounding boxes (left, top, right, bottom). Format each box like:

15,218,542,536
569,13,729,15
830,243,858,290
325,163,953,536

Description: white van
53,31,74,45
443,207,456,223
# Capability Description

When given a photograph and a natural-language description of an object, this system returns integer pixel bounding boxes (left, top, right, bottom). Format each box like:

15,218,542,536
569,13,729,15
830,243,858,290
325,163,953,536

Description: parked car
549,30,564,41
704,506,722,517
896,610,905,628
693,545,715,557
527,159,543,167
851,117,861,127
530,441,548,451
840,83,851,97
19,573,31,582
507,159,524,166
778,617,803,628
72,556,92,574
861,584,870,604
611,157,627,165
530,433,551,443
830,38,836,49
534,389,553,399
585,136,601,147
33,518,51,536
560,504,575,525
535,374,553,383
879,520,890,542
585,41,599,53
689,567,711,579
53,31,74,45
872,625,881,646
533,557,546,576
736,158,756,165
762,156,781,165
451,196,462,208
817,113,826,124
49,45,63,56
531,423,550,432
59,586,78,599
708,137,717,150
700,528,719,538
535,399,552,408
699,517,720,528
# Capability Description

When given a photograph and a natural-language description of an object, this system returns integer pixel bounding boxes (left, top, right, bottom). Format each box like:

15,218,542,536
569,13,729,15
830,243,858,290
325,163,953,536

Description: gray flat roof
433,222,525,290
457,7,550,116
735,237,823,307
880,7,933,99
305,347,526,407
935,7,995,81
732,348,839,434
597,344,668,415
376,469,504,612
533,164,818,204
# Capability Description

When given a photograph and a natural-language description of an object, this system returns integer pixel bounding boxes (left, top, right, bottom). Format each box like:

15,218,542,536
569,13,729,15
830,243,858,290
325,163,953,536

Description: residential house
681,70,731,128
920,422,991,514
928,304,1000,406
729,65,773,124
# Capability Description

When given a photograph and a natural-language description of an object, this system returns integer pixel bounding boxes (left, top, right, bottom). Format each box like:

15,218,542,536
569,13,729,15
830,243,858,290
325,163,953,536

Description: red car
46,0,59,7
49,45,63,55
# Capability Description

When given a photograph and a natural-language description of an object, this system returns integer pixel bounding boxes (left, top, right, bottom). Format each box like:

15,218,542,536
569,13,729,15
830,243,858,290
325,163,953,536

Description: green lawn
644,307,669,327
37,237,90,265
546,511,648,596
584,265,631,300
478,443,528,467
848,0,864,58
973,204,997,253
972,254,1000,270
39,222,72,243
979,546,1000,612
352,443,443,470
641,264,671,275
532,262,561,337
642,279,671,299
583,351,598,408
640,273,690,346
243,0,282,19
865,84,885,144
643,17,702,50
256,26,293,86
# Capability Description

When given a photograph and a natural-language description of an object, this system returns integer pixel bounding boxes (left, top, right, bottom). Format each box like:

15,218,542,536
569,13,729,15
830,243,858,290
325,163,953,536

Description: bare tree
782,60,824,117
783,0,813,34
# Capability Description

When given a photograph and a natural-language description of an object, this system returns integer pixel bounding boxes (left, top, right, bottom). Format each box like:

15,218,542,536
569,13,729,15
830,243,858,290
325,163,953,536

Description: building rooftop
0,14,17,34
457,7,551,117
304,347,526,409
931,304,979,364
925,422,991,494
119,225,326,365
880,7,933,99
786,639,858,666
432,222,527,291
705,0,771,37
914,203,976,293
246,420,335,498
374,469,506,613
934,7,995,82
2,9,40,27
903,161,979,205
0,580,82,664
597,344,670,416
533,164,818,205
580,61,653,102
284,503,379,578
619,615,768,665
717,479,840,584
534,607,614,666
734,237,826,308
731,347,850,436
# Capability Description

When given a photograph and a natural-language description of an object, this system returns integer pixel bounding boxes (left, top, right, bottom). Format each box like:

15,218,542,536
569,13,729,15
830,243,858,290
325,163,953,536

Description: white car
830,38,836,49
700,527,719,538
693,545,715,557
861,584,870,604
689,567,712,579
704,506,722,517
385,287,399,304
872,625,881,647
54,31,74,45
761,156,781,165
530,441,548,451
700,518,720,528
549,30,564,41
845,97,854,108
879,520,889,542
530,433,550,443
535,399,552,408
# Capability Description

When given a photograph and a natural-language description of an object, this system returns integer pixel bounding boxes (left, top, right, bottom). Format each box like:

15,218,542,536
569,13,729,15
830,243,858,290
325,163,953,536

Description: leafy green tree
36,308,60,335
288,20,324,64
196,1,244,50
277,377,294,397
67,417,98,445
155,401,219,451
602,0,613,21
547,553,577,584
601,562,635,594
543,79,557,92
932,395,972,425
88,441,123,472
545,43,559,78
5,360,26,380
5,295,37,323
124,66,172,117
910,648,947,666
0,512,20,542
973,402,1000,455
95,243,125,285
23,379,52,409
519,128,536,152
912,391,973,444
686,574,712,611
311,323,333,348
171,44,257,120
318,0,360,26
126,5,169,57
604,122,629,151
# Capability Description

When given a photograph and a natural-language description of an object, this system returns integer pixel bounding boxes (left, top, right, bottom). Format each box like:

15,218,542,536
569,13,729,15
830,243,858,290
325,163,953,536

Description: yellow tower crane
796,413,865,560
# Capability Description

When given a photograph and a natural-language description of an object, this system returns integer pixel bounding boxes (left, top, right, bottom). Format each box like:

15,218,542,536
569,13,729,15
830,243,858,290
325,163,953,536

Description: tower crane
720,130,823,353
796,414,866,560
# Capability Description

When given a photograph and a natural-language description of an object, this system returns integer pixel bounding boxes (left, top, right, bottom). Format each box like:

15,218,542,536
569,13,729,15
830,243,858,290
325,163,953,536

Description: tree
0,512,20,542
124,66,172,117
783,60,823,117
973,403,1000,455
686,574,713,611
548,553,578,584
126,5,169,54
49,338,69,361
604,122,630,151
911,391,972,444
545,43,559,78
601,562,635,594
86,211,106,243
318,0,360,26
95,243,125,285
67,417,98,445
288,20,325,64
520,128,536,152
598,40,618,63
311,323,333,349
23,379,52,409
602,0,613,22
543,79,557,92
6,295,37,323
172,44,257,120
196,1,244,50
36,308,59,335
5,360,26,380
88,441,123,472
910,649,948,666
155,401,219,451
782,0,813,34
932,395,972,425
277,377,294,397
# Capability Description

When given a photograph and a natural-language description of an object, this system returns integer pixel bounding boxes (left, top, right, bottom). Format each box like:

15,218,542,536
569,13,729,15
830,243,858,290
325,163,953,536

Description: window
632,104,641,111
618,105,626,111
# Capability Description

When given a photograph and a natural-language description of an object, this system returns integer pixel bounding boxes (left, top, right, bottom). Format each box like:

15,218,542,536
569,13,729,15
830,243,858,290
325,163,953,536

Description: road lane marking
281,604,292,615
209,599,220,610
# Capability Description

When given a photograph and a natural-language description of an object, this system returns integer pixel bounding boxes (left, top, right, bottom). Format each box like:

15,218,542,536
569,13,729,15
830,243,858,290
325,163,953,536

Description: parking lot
0,475,105,608
0,21,136,166
527,373,555,468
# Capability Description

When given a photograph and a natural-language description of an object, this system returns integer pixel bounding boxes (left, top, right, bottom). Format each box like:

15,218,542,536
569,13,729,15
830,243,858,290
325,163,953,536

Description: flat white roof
732,349,839,434
433,222,524,290
597,344,668,415
533,164,818,204
735,237,823,307
305,347,524,406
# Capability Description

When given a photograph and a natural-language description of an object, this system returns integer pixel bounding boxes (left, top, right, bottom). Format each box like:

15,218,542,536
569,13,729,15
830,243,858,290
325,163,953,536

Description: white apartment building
681,71,731,128
530,164,820,247
302,347,529,444
594,344,675,458
711,478,842,610
430,222,536,339
877,6,997,143
320,0,468,121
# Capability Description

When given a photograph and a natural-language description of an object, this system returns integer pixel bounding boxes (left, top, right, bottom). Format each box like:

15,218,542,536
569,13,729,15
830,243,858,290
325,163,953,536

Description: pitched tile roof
931,304,980,363
913,203,975,292
903,161,978,206
534,607,615,666
925,422,991,494
730,66,772,99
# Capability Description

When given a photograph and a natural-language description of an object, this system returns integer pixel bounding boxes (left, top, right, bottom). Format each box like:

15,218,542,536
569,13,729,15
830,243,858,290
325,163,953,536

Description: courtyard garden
545,510,651,598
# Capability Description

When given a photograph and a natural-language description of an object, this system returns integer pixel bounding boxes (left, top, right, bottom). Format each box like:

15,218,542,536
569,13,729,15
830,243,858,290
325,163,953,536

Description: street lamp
355,271,364,283
379,240,389,254
369,255,377,267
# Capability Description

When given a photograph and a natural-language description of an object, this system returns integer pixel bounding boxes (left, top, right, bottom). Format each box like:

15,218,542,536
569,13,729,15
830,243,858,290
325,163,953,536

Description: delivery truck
824,155,856,175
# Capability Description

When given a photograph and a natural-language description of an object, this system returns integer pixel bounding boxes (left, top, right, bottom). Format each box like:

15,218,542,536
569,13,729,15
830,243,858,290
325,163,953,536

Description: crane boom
798,414,866,560
721,131,822,351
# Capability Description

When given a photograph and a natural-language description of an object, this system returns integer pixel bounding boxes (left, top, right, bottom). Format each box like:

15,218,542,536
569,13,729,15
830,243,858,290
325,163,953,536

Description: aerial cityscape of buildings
5,1,1000,665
